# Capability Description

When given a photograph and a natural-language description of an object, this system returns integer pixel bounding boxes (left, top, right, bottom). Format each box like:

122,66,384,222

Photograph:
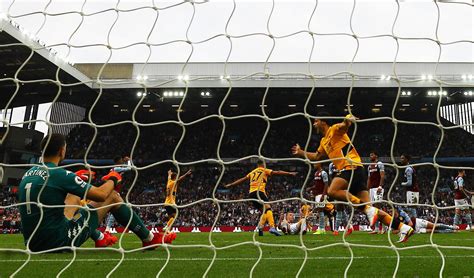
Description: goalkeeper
18,133,176,252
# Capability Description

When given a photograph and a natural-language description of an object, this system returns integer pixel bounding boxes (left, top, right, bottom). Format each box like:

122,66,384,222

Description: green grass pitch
1,231,473,277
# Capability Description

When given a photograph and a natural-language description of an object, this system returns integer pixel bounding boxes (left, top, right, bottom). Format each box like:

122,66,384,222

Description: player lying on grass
292,112,414,243
18,133,175,252
394,207,457,234
278,212,307,235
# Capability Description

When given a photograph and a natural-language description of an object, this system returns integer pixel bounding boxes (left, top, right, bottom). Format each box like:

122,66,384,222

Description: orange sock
349,195,361,204
325,203,335,212
349,195,371,211
166,217,175,227
259,213,267,227
266,210,275,228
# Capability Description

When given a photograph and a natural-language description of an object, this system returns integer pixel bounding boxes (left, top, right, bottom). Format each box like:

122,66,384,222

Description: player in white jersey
400,154,419,218
453,169,473,230
394,208,456,234
278,212,307,235
105,155,133,233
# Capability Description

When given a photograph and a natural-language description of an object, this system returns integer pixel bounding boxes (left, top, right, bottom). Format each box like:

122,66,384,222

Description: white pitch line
1,255,474,263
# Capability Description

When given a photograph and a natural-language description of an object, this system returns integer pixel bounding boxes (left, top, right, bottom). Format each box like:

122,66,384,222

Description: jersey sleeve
377,161,385,172
458,177,464,189
113,160,132,173
317,135,328,155
399,209,411,224
60,170,92,198
402,167,413,187
328,163,334,176
265,169,273,176
322,171,329,184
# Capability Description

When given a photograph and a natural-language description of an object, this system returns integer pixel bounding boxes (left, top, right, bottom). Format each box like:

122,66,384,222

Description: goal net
0,0,473,276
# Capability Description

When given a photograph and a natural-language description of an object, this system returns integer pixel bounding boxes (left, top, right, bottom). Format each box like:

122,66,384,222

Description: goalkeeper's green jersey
18,162,92,251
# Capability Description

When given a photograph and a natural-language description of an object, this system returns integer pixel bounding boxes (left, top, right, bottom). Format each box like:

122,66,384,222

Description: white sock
143,232,154,243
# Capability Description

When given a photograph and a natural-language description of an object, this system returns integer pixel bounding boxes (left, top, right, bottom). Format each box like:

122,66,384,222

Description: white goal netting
0,0,473,277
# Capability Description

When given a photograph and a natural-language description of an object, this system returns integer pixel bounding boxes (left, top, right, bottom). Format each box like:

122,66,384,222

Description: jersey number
250,171,262,182
25,183,32,214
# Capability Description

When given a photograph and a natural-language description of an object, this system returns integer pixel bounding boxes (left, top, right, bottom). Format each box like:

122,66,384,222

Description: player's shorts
454,199,470,210
248,191,269,211
315,194,326,208
165,205,177,215
414,218,429,233
29,205,99,252
369,188,384,203
406,191,419,205
65,206,99,246
336,167,367,195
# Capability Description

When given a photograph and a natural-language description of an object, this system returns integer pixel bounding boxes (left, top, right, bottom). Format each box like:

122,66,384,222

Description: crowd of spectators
65,116,473,163
1,112,473,233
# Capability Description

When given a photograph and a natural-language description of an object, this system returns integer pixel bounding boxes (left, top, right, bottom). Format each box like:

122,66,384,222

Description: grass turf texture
0,232,473,277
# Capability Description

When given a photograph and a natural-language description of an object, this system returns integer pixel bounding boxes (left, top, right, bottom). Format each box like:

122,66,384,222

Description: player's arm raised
86,172,122,202
291,144,326,161
176,170,192,184
334,114,358,134
224,176,250,188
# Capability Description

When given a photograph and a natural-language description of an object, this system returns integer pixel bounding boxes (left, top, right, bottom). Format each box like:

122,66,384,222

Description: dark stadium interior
1,27,473,234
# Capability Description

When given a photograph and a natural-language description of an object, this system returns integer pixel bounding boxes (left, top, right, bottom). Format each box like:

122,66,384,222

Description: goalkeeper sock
319,212,325,230
166,217,175,228
112,205,150,241
454,214,461,225
90,229,104,241
465,213,472,226
265,210,275,228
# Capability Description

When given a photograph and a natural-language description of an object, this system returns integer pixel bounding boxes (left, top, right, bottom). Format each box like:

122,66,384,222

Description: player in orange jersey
164,169,192,232
292,112,414,243
224,160,297,236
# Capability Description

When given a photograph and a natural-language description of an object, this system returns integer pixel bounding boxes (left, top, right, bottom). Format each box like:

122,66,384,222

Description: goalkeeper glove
101,171,122,187
75,169,96,182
